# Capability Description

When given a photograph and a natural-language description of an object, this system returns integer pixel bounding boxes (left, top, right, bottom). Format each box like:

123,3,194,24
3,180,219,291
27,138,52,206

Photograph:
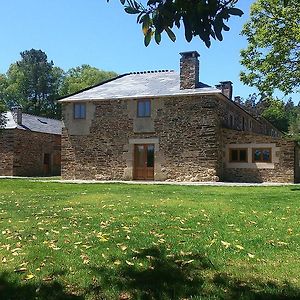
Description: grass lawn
0,179,299,300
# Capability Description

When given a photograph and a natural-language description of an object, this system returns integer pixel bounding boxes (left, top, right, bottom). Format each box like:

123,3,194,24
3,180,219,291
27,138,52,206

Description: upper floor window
74,103,86,119
242,117,246,131
137,100,151,117
229,113,234,128
252,148,272,163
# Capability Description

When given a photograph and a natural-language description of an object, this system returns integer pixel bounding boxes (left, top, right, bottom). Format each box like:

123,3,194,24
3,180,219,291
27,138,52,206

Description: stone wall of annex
0,129,61,177
0,130,14,176
221,128,296,183
61,95,222,181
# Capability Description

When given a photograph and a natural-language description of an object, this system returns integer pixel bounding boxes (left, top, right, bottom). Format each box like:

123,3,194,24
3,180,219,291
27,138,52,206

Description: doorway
133,144,154,180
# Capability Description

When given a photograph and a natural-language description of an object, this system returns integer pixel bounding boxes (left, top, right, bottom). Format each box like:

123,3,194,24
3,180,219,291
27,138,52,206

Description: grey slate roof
3,111,62,135
59,71,222,102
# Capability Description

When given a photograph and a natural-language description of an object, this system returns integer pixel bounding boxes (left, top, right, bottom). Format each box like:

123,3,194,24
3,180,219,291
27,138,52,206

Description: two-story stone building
0,108,61,176
59,51,300,183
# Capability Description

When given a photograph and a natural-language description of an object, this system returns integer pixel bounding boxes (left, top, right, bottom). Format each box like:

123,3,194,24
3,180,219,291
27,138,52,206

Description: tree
240,0,300,96
261,98,289,132
60,65,117,96
0,99,6,129
108,0,244,47
288,114,300,141
2,49,64,119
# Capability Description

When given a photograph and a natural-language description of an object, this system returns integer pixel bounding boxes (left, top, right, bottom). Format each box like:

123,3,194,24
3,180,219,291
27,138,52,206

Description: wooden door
133,144,154,180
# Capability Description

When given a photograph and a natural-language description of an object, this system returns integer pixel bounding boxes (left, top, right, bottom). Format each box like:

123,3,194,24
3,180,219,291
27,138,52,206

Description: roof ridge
129,70,174,75
15,112,61,122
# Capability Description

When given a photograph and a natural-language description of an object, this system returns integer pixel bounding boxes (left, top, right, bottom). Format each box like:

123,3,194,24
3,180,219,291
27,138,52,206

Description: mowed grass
0,179,300,300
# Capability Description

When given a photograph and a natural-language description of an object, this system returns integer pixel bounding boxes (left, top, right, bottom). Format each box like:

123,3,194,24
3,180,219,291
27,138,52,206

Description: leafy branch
108,0,243,47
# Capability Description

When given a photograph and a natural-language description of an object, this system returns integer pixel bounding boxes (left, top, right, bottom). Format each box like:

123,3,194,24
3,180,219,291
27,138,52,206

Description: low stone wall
222,128,295,183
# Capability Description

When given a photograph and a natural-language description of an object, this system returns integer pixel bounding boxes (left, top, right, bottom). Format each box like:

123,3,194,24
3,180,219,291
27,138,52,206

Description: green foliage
1,49,64,119
239,94,300,133
261,98,289,132
108,0,243,47
60,65,117,96
288,114,300,141
0,50,118,119
0,98,7,129
240,0,300,96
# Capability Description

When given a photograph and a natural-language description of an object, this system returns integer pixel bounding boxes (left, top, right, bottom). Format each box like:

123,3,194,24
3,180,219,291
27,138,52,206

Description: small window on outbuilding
74,103,86,119
229,149,248,163
229,113,234,128
252,148,272,163
137,100,151,117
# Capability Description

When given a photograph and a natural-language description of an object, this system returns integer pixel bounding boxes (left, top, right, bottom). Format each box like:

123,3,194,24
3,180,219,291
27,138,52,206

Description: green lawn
0,179,299,300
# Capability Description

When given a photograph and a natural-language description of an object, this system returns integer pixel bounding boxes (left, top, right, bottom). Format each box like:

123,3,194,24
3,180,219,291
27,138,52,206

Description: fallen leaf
24,274,35,280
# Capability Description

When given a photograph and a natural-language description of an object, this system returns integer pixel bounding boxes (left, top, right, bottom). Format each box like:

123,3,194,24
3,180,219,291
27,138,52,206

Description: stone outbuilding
59,51,300,183
0,108,61,176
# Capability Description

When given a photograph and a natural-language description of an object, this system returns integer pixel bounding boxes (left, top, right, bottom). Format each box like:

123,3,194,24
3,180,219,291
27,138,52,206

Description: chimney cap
180,51,200,59
219,81,233,85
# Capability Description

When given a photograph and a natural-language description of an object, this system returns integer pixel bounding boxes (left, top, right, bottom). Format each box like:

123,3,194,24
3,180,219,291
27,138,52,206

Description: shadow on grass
90,247,209,299
213,272,300,300
89,247,300,300
0,272,83,300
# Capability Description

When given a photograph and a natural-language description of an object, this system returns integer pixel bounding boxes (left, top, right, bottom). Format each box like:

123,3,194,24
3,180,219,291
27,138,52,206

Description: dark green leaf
144,30,152,46
154,30,161,44
125,6,140,14
165,27,176,42
227,8,244,17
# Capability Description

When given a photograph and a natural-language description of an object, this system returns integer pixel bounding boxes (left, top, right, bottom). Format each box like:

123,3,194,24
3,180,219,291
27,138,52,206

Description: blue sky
0,0,296,101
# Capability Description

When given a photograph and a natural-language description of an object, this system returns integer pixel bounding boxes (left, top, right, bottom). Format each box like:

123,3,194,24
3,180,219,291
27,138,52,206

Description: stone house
59,51,300,183
0,108,61,176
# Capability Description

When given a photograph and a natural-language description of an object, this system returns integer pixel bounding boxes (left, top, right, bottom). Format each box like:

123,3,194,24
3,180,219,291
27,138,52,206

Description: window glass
137,100,151,117
253,149,261,161
74,103,86,119
230,149,248,163
231,150,239,162
239,149,247,162
147,145,154,167
253,148,271,162
262,149,271,162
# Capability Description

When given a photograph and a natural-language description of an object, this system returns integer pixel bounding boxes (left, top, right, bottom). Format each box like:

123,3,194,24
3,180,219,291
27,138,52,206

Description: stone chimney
11,106,22,125
180,51,200,89
216,81,233,100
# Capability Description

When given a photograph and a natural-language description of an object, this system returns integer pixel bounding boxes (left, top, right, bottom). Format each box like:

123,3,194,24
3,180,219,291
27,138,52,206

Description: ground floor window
252,148,272,163
229,148,248,163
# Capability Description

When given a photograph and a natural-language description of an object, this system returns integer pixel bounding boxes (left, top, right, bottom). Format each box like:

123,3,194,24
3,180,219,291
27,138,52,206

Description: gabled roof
2,112,62,135
58,71,222,102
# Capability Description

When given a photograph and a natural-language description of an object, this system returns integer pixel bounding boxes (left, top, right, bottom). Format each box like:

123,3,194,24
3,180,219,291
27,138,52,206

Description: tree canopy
108,0,244,47
1,49,63,118
240,0,300,96
0,49,117,119
60,65,117,96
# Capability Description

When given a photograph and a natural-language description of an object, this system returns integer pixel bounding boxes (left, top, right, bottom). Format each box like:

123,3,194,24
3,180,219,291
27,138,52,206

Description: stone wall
0,129,61,177
61,95,221,181
221,128,295,183
13,130,61,176
0,130,14,176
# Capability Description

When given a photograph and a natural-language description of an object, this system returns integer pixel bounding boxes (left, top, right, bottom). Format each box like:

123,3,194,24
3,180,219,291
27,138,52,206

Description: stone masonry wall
61,95,221,181
0,130,14,176
13,129,61,176
222,128,295,183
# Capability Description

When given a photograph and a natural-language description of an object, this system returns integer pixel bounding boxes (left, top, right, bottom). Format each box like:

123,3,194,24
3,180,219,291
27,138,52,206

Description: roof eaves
58,89,222,103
